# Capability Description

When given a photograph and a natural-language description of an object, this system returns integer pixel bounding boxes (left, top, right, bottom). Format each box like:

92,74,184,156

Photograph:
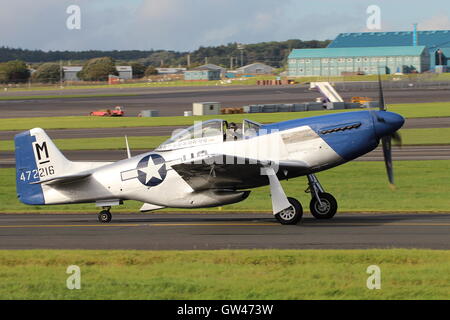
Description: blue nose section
373,111,405,138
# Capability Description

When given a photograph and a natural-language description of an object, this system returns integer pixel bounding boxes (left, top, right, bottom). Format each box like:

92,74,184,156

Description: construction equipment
351,97,373,104
90,106,124,117
221,107,244,114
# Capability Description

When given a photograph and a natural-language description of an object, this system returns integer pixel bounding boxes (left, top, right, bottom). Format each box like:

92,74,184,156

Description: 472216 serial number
19,166,55,182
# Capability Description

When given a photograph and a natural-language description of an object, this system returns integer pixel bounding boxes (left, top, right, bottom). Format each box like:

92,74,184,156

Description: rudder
15,128,70,205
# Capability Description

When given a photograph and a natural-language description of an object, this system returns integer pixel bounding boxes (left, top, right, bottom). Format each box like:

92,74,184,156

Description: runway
2,84,450,118
0,213,449,250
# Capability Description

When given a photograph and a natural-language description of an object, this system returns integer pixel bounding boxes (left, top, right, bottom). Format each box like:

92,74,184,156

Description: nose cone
373,111,405,139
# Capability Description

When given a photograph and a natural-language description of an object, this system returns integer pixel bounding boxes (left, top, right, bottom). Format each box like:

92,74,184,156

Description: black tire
98,210,112,223
309,193,338,219
275,197,303,225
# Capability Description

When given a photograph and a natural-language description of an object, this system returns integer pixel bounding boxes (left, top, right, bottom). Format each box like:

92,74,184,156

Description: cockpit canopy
156,119,261,151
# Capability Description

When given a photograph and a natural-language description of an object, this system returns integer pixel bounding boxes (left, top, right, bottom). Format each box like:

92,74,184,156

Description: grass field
0,76,275,93
1,160,449,213
1,127,449,152
0,93,140,101
401,128,450,145
0,111,350,131
0,136,169,151
4,72,450,93
1,102,450,132
0,249,448,299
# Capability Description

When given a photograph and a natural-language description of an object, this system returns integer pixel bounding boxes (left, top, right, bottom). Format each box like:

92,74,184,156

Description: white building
116,66,132,80
63,66,82,81
62,65,132,81
156,67,186,74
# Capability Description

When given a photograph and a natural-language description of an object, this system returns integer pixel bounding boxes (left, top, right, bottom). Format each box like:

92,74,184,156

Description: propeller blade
381,136,394,186
378,73,386,111
378,73,399,187
392,131,402,146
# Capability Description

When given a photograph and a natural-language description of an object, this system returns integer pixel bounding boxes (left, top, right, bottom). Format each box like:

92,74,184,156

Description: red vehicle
89,106,124,117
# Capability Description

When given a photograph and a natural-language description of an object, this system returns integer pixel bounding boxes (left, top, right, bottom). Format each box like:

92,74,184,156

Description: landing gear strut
265,166,303,225
98,207,112,223
306,174,338,219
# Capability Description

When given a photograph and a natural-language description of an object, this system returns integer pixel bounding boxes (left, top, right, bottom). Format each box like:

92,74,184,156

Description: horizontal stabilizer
29,173,91,185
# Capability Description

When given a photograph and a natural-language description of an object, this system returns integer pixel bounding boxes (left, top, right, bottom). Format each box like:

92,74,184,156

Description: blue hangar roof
329,30,450,50
288,46,427,59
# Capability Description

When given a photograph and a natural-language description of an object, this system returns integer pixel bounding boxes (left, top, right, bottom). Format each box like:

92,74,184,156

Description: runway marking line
0,224,142,228
303,222,450,227
0,223,278,228
0,222,449,228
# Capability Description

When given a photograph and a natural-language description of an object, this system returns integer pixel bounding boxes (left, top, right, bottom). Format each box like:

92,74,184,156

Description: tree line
0,57,158,83
0,39,330,83
0,39,330,67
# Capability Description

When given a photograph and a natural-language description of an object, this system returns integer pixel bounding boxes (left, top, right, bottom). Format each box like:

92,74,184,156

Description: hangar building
235,63,275,74
288,46,429,77
194,64,226,75
329,30,450,70
184,64,223,80
288,29,450,76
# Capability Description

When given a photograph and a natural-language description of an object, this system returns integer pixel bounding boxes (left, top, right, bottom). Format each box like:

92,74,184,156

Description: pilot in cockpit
226,122,242,141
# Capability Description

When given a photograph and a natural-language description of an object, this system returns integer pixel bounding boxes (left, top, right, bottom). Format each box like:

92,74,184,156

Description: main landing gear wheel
98,210,112,223
309,193,337,220
275,197,303,225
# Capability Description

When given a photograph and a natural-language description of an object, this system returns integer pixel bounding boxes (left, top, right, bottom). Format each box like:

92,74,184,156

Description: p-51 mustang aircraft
15,83,404,225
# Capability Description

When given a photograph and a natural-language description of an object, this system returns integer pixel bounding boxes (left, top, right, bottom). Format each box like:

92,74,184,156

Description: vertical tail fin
15,128,70,205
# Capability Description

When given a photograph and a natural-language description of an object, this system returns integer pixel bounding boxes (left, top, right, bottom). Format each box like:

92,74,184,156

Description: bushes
77,57,118,81
0,60,30,83
130,62,146,78
144,66,158,76
31,63,61,83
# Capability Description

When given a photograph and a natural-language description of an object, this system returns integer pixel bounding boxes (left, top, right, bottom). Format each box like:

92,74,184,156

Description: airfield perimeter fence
331,79,450,92
2,73,450,91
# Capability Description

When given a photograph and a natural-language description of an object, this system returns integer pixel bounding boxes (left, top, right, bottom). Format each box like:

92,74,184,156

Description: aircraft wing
171,154,309,191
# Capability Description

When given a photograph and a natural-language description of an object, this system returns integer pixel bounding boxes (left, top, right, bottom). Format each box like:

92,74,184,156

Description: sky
1,0,450,52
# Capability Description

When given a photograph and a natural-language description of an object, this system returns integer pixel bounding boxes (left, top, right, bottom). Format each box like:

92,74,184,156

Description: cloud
0,0,364,51
3,0,447,52
131,0,292,50
419,15,450,30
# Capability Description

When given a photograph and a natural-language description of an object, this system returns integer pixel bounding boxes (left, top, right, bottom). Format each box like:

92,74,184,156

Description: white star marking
138,157,165,184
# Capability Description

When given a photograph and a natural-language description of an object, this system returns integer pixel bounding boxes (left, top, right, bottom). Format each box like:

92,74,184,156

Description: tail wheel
309,193,337,219
98,210,112,223
275,197,303,225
